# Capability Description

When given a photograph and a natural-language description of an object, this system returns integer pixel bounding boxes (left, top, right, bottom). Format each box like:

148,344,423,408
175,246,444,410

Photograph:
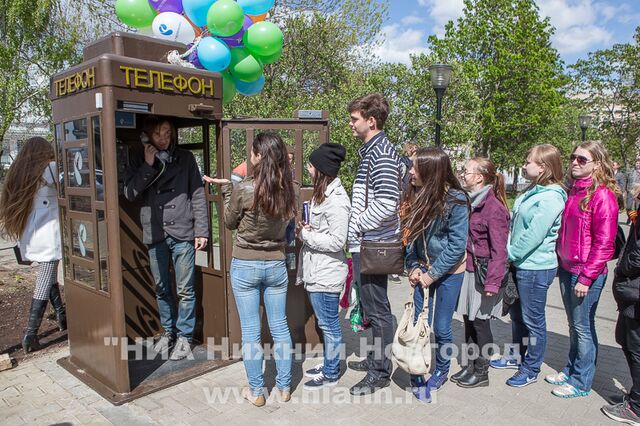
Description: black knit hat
309,143,346,178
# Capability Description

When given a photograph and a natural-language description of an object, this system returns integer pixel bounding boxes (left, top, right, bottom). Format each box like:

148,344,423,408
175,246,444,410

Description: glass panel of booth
65,146,91,188
71,217,95,260
302,130,321,187
54,124,64,197
64,118,87,141
92,116,104,202
59,206,71,279
96,209,109,293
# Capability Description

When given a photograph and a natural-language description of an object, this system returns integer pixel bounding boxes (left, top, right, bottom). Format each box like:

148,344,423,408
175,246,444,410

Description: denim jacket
405,188,469,280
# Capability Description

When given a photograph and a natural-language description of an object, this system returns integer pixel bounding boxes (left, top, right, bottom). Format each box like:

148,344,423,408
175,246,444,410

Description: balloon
254,47,281,64
115,0,157,28
197,37,232,71
148,0,183,14
219,15,252,48
249,13,268,23
206,0,244,37
237,0,274,16
243,21,283,56
187,44,204,68
233,74,265,96
228,48,263,82
152,12,196,44
222,72,237,104
182,0,215,27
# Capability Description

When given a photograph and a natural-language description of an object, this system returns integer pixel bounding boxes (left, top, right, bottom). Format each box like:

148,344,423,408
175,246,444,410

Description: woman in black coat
602,188,640,424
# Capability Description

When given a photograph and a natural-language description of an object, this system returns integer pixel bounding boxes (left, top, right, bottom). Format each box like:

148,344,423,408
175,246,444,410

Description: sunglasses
569,154,594,166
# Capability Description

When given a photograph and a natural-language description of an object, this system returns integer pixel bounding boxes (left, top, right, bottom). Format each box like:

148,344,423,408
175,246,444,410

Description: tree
428,0,568,170
570,26,640,169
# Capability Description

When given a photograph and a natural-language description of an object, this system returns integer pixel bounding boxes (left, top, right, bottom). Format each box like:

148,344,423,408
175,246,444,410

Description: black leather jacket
614,217,640,318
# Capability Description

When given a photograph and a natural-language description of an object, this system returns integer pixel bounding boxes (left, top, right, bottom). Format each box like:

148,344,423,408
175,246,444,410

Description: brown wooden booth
50,32,327,405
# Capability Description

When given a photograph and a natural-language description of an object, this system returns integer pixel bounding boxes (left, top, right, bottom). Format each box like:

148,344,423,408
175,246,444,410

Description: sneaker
490,358,520,370
551,383,591,398
305,363,323,378
426,370,448,391
152,332,176,354
544,371,569,385
411,383,432,403
349,374,390,396
506,370,538,387
602,402,640,425
169,336,192,361
304,374,338,390
241,387,266,407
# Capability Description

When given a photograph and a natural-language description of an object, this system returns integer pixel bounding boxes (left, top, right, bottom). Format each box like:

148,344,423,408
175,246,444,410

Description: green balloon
254,47,282,65
222,72,237,105
207,0,244,37
243,21,283,57
115,0,156,28
229,48,263,82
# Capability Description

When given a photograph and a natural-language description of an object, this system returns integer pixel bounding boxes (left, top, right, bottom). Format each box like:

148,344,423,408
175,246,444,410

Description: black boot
22,299,48,354
451,359,475,384
457,357,489,388
49,283,67,331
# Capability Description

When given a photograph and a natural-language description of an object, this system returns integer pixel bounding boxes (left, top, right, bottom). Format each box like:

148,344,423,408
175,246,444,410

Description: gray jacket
297,178,351,292
627,170,640,210
123,146,209,245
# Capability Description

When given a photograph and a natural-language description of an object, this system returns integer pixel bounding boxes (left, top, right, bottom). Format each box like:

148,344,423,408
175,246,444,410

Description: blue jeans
148,236,196,340
413,273,464,376
509,267,557,375
230,258,292,396
308,291,342,380
559,267,606,391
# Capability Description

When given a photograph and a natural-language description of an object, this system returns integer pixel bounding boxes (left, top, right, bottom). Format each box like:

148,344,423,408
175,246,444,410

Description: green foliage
569,26,640,170
428,0,568,169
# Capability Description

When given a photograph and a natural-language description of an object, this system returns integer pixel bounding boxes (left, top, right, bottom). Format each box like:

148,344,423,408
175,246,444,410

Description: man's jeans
308,291,342,380
230,258,292,396
559,267,606,391
413,272,464,375
351,253,393,380
148,236,196,340
616,313,640,416
509,267,557,375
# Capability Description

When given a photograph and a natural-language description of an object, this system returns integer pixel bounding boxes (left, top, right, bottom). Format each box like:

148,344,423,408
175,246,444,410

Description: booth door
220,117,330,347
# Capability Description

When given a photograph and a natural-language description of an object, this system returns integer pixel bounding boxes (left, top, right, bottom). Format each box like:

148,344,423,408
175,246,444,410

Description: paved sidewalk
0,222,632,425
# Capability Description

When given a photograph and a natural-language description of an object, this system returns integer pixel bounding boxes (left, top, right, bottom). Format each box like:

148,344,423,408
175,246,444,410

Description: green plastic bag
349,280,370,332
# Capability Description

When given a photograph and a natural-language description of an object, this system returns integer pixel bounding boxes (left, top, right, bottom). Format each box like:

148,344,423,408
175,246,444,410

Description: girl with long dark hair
0,137,66,353
206,132,297,407
404,147,469,402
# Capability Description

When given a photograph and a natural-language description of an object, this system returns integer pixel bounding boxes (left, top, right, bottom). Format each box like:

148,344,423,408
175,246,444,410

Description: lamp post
579,114,592,142
429,64,453,147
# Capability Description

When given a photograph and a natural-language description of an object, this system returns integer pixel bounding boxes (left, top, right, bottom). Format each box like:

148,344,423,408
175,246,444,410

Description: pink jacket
556,177,619,286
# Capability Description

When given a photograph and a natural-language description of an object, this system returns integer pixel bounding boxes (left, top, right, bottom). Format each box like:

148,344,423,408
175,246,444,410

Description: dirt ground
0,264,68,364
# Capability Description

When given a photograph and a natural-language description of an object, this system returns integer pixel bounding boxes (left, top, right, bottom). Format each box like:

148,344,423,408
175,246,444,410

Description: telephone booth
51,32,328,405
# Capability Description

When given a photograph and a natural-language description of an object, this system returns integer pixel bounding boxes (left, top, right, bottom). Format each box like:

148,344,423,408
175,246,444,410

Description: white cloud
536,0,613,55
417,0,465,36
373,24,430,65
401,15,426,26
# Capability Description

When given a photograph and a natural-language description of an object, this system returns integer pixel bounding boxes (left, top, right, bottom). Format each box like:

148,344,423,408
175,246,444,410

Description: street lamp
429,64,453,147
579,114,592,142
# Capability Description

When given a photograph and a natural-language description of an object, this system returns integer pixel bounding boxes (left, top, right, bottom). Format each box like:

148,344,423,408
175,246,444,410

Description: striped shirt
348,131,402,252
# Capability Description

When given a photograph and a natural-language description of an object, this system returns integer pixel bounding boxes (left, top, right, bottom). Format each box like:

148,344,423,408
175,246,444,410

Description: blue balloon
197,37,232,71
237,0,274,16
183,0,215,27
233,74,265,96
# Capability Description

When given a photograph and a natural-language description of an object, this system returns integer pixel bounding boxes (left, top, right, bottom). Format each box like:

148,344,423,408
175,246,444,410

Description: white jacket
298,178,351,292
19,161,62,262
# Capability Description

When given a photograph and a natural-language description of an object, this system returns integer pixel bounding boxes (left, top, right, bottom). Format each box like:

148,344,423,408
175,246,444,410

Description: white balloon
151,12,196,45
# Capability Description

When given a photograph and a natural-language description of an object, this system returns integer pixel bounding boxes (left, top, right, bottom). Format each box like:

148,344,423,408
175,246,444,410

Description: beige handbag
392,287,431,375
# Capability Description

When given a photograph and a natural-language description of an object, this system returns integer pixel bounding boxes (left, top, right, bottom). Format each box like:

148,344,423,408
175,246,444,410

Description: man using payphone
123,115,209,360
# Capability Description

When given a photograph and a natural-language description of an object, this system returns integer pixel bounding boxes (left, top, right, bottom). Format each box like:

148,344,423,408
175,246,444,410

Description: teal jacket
507,184,567,270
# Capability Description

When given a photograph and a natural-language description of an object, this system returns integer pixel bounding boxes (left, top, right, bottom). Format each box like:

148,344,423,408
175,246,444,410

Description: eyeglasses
569,154,594,166
459,170,478,177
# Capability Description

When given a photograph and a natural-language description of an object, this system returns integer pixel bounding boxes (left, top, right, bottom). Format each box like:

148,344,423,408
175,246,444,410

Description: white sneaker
544,372,568,385
169,336,193,361
152,332,176,354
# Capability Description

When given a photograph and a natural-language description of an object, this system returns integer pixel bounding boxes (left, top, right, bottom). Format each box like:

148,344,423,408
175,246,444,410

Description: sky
378,0,640,66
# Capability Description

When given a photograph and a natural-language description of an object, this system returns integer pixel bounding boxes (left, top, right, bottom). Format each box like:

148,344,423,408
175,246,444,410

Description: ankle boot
451,359,474,384
22,299,48,354
49,283,67,331
457,357,489,388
